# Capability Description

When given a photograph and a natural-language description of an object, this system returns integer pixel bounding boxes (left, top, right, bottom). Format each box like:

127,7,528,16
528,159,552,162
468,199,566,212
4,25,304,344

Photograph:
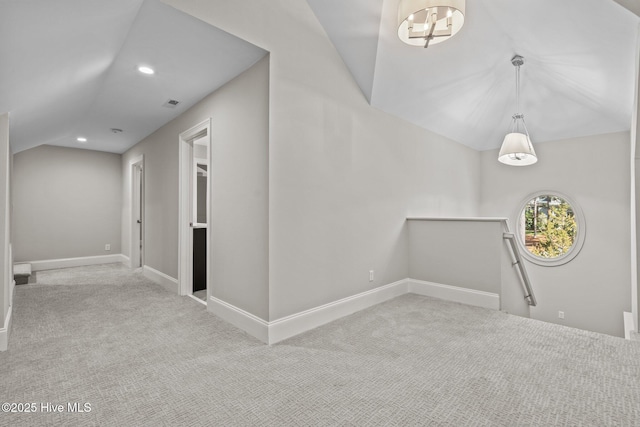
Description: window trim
513,191,586,267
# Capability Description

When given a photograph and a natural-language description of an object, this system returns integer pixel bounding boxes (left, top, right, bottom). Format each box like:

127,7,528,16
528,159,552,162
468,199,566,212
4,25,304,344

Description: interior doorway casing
130,155,144,269
178,118,212,299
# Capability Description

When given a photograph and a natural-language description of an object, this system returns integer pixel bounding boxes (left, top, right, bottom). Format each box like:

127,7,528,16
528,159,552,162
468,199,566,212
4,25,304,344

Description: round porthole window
514,192,585,266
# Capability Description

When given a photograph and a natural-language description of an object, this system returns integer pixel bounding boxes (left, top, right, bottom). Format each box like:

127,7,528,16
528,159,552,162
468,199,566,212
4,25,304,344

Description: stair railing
502,220,537,306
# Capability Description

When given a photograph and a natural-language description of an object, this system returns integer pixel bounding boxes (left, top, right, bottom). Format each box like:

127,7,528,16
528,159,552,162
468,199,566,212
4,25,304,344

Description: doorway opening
179,119,211,305
130,155,144,269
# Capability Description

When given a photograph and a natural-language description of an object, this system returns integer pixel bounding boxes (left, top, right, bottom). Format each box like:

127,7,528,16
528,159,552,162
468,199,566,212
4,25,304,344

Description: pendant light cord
507,55,528,135
515,63,520,115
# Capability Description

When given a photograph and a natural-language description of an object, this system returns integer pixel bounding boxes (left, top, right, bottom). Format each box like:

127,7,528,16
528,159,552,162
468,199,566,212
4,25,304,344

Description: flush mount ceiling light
498,55,537,166
397,0,465,48
137,65,155,75
76,137,87,143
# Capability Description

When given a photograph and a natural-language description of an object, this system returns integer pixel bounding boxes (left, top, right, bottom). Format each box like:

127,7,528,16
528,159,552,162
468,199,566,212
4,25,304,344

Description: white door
178,119,211,302
131,159,144,268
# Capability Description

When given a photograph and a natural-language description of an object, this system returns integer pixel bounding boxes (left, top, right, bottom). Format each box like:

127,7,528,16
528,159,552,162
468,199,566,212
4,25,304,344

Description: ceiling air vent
163,99,180,108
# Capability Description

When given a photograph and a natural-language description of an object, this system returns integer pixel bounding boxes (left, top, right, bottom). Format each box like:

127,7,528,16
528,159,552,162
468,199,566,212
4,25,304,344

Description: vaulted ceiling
0,0,267,154
2,0,638,154
306,0,640,151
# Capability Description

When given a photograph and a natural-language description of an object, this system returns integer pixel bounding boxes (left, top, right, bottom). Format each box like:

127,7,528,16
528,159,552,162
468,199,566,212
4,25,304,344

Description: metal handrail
502,230,537,306
405,217,536,307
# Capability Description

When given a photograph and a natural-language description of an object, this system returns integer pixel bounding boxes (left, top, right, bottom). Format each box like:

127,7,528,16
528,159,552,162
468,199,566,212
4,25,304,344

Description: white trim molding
0,305,12,351
142,265,179,294
209,279,408,345
624,311,635,340
129,155,144,269
268,279,408,344
206,278,498,345
512,191,586,267
407,217,508,223
120,254,131,268
208,296,269,343
178,118,212,297
28,254,126,272
408,279,500,310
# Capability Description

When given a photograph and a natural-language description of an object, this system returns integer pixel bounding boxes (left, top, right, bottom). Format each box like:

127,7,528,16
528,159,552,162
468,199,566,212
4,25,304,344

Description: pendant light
498,55,537,166
397,0,465,48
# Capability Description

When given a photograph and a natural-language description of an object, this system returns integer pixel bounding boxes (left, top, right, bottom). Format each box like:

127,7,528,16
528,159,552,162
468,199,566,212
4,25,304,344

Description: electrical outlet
105,244,111,251
369,270,374,282
558,311,565,319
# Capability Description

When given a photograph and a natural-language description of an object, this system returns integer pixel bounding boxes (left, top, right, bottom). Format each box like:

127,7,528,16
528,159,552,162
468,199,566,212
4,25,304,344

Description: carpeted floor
28,263,148,286
1,264,640,426
192,289,207,302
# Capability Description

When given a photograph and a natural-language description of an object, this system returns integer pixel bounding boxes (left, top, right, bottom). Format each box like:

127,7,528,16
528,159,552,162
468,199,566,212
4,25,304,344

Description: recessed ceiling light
138,66,155,75
77,137,87,143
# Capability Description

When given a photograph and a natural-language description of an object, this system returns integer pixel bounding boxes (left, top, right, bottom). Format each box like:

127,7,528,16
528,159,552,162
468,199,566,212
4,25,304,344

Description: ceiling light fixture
498,55,537,166
138,66,155,75
397,0,465,48
76,137,87,143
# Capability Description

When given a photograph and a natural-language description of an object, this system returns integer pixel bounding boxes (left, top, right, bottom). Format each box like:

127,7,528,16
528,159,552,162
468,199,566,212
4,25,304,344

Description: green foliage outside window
523,196,576,258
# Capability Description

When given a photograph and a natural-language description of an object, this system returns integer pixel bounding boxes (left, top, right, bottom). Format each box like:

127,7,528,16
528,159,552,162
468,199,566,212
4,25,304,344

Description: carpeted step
14,263,32,285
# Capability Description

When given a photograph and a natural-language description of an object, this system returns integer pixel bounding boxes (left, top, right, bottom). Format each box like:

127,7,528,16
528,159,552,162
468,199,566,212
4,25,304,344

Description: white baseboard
27,254,125,272
408,279,500,310
207,279,409,345
188,294,207,306
208,296,269,343
623,311,635,340
0,305,12,351
9,279,14,310
120,254,131,268
268,279,409,344
206,278,500,346
142,265,178,294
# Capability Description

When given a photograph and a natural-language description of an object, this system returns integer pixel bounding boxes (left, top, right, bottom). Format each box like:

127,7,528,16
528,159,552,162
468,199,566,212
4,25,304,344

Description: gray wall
121,55,270,320
208,56,269,318
407,218,530,317
120,119,179,278
636,157,640,330
480,132,631,337
0,113,10,330
408,220,502,294
164,0,481,321
12,145,122,262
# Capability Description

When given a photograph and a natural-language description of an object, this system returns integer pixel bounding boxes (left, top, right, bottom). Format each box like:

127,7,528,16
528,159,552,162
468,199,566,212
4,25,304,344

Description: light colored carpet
193,289,207,302
2,264,640,426
29,263,147,286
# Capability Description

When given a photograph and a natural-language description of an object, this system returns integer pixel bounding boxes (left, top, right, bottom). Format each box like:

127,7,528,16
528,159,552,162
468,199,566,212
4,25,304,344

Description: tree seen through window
522,195,577,258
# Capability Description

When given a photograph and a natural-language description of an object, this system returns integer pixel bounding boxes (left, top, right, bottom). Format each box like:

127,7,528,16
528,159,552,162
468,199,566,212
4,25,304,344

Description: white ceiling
0,0,267,154
306,0,640,151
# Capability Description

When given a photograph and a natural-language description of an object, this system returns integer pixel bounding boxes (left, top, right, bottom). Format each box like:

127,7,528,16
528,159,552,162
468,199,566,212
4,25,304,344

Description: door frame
129,155,144,268
178,118,212,298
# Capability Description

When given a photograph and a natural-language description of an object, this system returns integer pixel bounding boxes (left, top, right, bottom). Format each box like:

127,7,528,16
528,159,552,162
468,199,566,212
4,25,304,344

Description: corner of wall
0,302,12,351
142,265,179,294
